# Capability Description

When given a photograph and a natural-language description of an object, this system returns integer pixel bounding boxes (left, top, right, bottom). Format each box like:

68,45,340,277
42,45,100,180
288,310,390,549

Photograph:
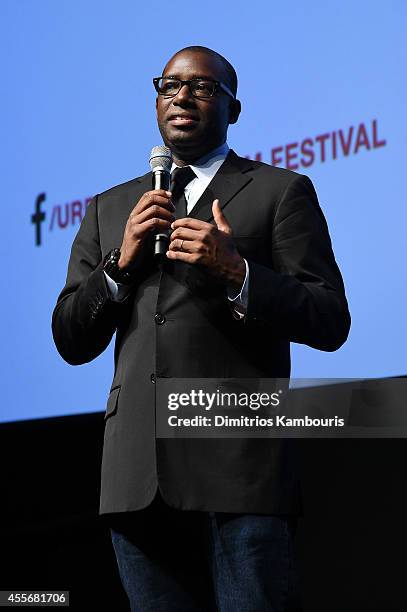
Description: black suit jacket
52,150,350,516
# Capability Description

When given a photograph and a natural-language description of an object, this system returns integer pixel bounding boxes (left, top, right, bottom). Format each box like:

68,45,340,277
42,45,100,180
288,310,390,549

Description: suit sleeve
246,174,351,351
51,195,128,365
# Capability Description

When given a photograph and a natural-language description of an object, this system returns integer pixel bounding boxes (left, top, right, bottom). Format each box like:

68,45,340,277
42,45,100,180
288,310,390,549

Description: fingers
133,190,175,215
136,204,175,225
120,190,176,268
124,208,174,244
212,199,231,234
169,218,218,255
171,217,213,231
170,227,201,242
166,248,201,264
168,237,202,253
138,217,174,235
127,190,176,239
171,200,231,235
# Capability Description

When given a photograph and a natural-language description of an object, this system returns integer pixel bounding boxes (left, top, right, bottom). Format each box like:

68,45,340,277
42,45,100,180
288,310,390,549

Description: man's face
156,50,239,162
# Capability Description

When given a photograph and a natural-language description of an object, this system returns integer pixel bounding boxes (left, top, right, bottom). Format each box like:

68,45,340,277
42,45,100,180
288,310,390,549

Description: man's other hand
167,199,245,289
119,189,175,268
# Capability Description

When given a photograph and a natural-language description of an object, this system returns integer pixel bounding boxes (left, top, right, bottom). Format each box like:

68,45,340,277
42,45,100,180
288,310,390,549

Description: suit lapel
189,150,254,222
128,171,151,212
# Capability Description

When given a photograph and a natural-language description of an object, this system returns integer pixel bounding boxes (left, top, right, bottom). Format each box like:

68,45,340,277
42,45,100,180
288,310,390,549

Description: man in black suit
52,45,350,611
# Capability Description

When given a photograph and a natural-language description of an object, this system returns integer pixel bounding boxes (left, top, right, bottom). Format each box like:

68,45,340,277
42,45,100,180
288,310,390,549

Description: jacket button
154,313,166,325
150,373,156,384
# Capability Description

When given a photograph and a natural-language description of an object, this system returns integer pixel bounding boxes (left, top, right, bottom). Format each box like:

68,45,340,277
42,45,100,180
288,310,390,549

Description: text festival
248,118,386,168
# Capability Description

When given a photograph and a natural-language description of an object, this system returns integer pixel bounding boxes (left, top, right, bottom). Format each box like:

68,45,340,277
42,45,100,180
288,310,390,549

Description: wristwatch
102,248,134,285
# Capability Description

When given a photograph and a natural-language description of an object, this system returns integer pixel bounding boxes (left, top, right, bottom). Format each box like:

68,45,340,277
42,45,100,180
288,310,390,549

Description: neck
171,155,191,167
171,141,227,166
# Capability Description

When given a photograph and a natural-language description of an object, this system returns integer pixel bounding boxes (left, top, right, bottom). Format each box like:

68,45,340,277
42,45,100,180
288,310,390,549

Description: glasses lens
157,78,180,95
191,80,216,98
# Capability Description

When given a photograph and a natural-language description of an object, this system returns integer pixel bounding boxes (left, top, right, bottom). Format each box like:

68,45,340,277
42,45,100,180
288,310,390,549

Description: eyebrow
163,74,216,80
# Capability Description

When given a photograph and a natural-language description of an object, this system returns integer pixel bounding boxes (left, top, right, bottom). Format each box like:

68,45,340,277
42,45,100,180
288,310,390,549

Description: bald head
163,46,238,97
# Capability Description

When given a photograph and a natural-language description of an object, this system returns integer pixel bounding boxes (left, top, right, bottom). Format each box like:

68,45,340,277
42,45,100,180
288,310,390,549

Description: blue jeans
109,492,301,612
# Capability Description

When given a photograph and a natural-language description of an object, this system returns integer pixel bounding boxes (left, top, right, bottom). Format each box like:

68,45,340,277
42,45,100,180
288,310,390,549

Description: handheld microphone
149,145,172,258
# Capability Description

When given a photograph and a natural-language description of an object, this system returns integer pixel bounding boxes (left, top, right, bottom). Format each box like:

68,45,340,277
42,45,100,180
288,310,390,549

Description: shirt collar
171,142,230,183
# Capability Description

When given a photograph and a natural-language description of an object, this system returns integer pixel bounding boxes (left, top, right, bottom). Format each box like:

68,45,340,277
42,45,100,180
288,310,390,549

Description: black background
1,413,406,611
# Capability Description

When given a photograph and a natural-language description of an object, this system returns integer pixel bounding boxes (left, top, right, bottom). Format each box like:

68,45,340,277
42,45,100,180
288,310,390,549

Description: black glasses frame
153,77,235,100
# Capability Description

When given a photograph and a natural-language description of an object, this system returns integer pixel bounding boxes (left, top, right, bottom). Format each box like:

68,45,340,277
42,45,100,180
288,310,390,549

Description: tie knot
170,166,196,195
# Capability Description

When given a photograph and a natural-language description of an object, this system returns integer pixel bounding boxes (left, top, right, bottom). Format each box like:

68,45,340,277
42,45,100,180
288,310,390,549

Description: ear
228,98,241,125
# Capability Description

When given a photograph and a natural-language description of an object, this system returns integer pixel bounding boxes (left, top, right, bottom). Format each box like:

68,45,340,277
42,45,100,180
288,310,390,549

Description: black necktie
170,166,196,219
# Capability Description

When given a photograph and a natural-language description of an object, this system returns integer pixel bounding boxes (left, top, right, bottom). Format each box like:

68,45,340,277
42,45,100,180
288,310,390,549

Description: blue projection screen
1,1,405,422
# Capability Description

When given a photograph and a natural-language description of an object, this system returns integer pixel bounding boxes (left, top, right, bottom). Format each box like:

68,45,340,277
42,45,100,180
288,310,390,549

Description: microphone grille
149,145,172,172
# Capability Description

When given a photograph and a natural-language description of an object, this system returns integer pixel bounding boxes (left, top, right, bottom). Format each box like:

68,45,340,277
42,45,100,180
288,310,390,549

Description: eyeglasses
153,77,235,100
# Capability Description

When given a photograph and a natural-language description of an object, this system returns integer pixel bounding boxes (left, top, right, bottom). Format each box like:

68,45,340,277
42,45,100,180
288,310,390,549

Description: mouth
168,113,199,127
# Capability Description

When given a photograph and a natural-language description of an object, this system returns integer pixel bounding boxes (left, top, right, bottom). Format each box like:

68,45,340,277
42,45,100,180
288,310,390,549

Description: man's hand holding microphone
117,145,245,291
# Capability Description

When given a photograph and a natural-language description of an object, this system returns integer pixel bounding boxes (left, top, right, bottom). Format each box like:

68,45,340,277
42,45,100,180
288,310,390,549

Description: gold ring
180,239,184,251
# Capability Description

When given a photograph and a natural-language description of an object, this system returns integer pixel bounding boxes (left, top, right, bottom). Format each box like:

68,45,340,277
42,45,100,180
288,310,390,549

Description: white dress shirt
105,142,249,316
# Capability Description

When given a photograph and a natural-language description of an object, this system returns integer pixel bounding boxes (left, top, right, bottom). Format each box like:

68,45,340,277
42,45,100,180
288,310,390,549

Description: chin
166,132,201,150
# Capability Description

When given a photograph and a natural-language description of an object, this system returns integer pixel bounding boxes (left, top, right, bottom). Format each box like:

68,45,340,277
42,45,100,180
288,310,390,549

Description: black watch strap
102,248,134,285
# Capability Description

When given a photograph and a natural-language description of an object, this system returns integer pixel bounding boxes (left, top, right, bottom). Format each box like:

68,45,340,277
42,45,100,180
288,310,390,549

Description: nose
173,82,194,104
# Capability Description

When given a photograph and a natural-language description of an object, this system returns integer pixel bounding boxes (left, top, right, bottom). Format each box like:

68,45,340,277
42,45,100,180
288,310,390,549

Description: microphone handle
152,170,171,258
